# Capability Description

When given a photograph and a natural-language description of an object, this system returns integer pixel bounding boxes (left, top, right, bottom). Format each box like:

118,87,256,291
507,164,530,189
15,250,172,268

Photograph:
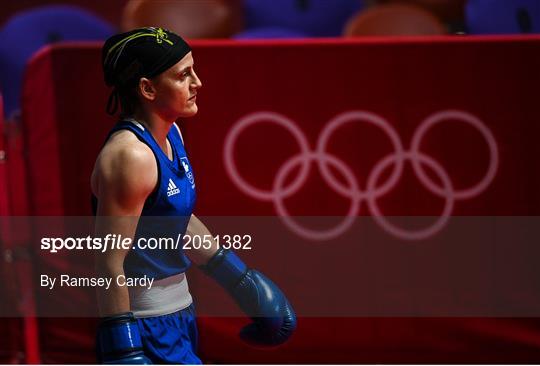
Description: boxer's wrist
200,248,248,289
97,312,145,362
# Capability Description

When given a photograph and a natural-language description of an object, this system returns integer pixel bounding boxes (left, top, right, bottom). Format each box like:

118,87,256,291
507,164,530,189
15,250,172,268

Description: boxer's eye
180,68,193,81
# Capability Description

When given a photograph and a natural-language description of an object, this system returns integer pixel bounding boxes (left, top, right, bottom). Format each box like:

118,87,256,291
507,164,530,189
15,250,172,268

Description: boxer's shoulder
92,130,157,200
102,129,153,161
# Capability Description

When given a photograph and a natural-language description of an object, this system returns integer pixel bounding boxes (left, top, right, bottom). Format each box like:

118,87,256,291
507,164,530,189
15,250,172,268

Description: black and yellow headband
101,27,191,114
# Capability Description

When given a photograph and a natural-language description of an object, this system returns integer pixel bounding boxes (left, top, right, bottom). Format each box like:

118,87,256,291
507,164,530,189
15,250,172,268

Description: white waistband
129,273,192,318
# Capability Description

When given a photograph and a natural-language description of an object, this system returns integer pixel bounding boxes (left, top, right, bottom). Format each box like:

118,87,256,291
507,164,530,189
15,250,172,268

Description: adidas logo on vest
167,178,180,197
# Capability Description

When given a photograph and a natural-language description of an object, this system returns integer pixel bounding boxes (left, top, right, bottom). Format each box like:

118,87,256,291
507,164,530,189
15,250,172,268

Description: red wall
8,36,540,363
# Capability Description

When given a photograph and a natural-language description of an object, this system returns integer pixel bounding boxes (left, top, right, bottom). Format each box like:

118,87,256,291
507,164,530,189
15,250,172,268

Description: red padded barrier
0,96,7,215
20,37,540,363
21,44,111,364
0,95,22,364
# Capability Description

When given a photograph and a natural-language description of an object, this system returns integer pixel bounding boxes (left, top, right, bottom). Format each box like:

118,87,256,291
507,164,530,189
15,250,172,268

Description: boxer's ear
139,78,156,101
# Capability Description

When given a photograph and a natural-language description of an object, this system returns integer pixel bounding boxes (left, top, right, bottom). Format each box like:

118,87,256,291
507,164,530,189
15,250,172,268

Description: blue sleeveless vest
96,119,196,279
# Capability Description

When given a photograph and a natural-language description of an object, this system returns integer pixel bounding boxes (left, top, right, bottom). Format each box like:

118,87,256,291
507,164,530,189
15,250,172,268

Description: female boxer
92,27,296,364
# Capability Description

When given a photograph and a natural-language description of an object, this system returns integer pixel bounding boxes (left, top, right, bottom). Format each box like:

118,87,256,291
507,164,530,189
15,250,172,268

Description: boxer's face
152,52,202,119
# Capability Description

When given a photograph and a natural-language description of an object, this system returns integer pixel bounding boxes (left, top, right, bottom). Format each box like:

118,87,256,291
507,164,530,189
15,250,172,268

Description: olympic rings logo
224,110,499,241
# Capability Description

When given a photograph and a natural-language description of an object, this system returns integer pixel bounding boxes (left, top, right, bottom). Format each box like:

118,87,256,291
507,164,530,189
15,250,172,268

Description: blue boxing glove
97,312,151,364
201,248,297,346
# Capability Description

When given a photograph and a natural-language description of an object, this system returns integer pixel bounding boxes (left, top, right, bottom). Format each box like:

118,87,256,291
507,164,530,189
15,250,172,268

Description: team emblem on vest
180,157,195,189
167,178,180,197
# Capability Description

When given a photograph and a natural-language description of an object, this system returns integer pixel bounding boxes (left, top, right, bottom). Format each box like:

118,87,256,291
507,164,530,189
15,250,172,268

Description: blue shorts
137,304,202,364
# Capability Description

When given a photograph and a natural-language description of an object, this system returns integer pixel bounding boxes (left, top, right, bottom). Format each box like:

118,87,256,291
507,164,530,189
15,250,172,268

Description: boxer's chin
180,104,198,118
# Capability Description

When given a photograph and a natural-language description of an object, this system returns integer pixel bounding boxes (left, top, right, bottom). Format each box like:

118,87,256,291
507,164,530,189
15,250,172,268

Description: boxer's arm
186,215,296,346
93,139,157,316
184,214,220,265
